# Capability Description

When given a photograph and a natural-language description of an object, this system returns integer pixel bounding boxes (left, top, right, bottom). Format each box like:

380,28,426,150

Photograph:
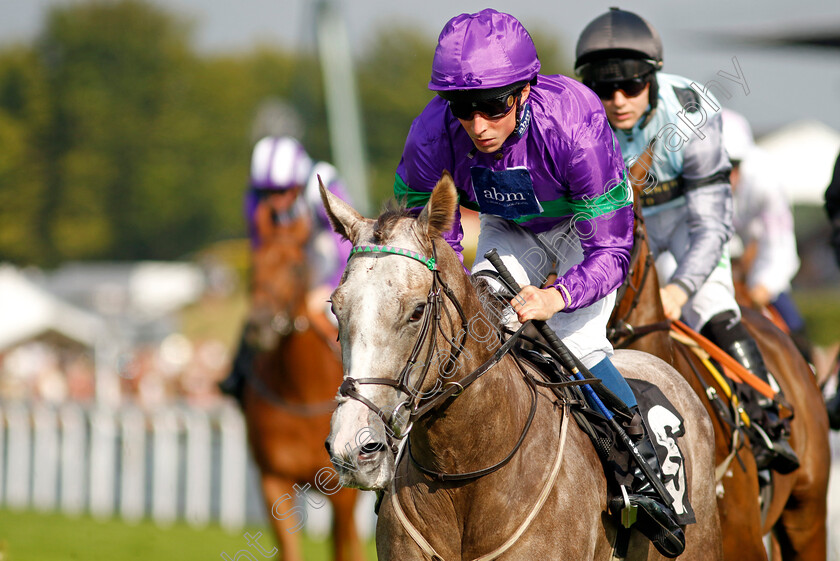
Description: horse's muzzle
325,435,392,490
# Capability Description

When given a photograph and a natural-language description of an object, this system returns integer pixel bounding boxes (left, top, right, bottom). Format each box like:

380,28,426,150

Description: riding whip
484,248,674,508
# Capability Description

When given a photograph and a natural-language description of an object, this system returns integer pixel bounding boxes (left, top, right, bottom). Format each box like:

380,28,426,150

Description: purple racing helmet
429,9,540,102
249,136,312,190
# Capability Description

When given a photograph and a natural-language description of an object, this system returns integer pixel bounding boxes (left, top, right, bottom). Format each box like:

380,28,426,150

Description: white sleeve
738,153,800,297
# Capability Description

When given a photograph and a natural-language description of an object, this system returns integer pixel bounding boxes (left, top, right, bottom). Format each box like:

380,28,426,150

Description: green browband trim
349,244,437,271
393,172,631,223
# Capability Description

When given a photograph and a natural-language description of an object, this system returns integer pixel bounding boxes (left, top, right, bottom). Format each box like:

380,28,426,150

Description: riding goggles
448,90,521,121
578,58,656,101
585,75,650,100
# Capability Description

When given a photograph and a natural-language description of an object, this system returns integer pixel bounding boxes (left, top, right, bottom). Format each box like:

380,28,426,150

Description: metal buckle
443,381,464,397
620,485,638,528
388,401,413,439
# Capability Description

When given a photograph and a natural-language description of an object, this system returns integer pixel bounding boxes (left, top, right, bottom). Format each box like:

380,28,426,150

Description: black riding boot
827,379,840,431
609,408,686,558
217,330,254,407
726,337,800,474
701,311,800,474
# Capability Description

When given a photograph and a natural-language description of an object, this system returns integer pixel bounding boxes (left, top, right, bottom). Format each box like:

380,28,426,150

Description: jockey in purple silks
394,9,684,556
218,136,352,403
243,136,352,291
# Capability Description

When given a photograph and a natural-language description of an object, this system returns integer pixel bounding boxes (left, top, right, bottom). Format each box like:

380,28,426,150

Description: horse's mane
470,275,509,329
371,198,506,329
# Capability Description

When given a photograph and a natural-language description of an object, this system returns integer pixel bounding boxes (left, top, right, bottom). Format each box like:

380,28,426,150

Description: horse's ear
319,175,364,243
417,170,457,239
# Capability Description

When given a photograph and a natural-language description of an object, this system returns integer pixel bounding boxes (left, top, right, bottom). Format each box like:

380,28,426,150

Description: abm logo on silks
471,166,543,221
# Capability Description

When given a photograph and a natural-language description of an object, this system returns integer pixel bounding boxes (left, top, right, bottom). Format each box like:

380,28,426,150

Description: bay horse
608,184,830,560
321,173,722,560
243,194,366,561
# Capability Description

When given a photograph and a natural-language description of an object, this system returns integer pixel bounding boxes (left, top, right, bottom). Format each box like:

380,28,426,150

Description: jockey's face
458,84,531,154
264,186,302,214
602,82,650,131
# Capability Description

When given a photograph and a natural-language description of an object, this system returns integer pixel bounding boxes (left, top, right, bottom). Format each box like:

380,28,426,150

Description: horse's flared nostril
360,442,386,455
325,440,332,455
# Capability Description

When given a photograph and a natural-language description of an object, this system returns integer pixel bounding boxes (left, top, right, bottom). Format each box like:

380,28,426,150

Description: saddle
513,345,695,526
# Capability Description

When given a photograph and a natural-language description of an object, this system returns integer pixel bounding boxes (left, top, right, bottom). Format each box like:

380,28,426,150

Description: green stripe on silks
394,172,631,220
394,173,481,212
394,174,431,209
514,173,632,224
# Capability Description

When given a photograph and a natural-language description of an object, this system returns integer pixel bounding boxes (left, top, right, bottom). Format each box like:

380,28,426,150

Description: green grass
0,509,377,561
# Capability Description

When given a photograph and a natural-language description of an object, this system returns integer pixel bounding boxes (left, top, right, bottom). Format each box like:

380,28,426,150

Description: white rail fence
0,401,251,530
0,400,377,538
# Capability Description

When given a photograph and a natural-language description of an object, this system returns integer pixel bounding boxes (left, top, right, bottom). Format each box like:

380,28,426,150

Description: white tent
757,120,840,206
0,264,106,351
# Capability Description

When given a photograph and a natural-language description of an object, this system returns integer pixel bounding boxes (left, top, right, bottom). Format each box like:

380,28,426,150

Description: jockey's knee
589,357,637,409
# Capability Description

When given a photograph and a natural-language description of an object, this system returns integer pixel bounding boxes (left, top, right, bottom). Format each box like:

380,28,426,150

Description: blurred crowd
0,335,232,409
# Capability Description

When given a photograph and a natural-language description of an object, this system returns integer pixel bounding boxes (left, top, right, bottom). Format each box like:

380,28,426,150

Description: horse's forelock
372,209,405,244
371,200,419,245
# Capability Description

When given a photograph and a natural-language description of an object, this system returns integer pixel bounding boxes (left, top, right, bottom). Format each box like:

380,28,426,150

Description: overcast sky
2,0,839,135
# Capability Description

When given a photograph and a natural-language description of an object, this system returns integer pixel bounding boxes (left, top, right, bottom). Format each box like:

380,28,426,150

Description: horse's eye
409,304,426,322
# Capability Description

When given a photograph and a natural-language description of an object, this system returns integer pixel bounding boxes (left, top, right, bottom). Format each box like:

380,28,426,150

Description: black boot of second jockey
608,407,685,558
827,357,840,431
701,311,800,474
217,329,254,408
827,387,840,431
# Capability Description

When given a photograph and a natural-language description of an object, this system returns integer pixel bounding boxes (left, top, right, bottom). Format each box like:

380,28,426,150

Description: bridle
608,141,673,346
336,241,468,439
336,240,536,479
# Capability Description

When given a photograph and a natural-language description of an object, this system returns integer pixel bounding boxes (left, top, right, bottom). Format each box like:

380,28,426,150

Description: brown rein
337,242,554,481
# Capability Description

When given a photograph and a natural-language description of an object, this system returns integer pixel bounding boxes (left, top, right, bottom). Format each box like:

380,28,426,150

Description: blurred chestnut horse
609,177,830,560
243,194,365,561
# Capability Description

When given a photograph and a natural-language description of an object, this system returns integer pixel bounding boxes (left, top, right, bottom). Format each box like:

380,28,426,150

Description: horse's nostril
325,441,332,455
360,442,386,455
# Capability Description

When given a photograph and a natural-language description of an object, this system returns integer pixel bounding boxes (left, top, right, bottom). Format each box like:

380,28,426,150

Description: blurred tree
38,0,207,261
0,2,574,267
357,26,435,206
528,27,571,78
0,48,51,263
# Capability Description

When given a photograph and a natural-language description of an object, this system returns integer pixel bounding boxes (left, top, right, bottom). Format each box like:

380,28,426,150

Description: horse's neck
622,213,675,357
409,265,534,472
257,324,339,399
410,353,531,471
